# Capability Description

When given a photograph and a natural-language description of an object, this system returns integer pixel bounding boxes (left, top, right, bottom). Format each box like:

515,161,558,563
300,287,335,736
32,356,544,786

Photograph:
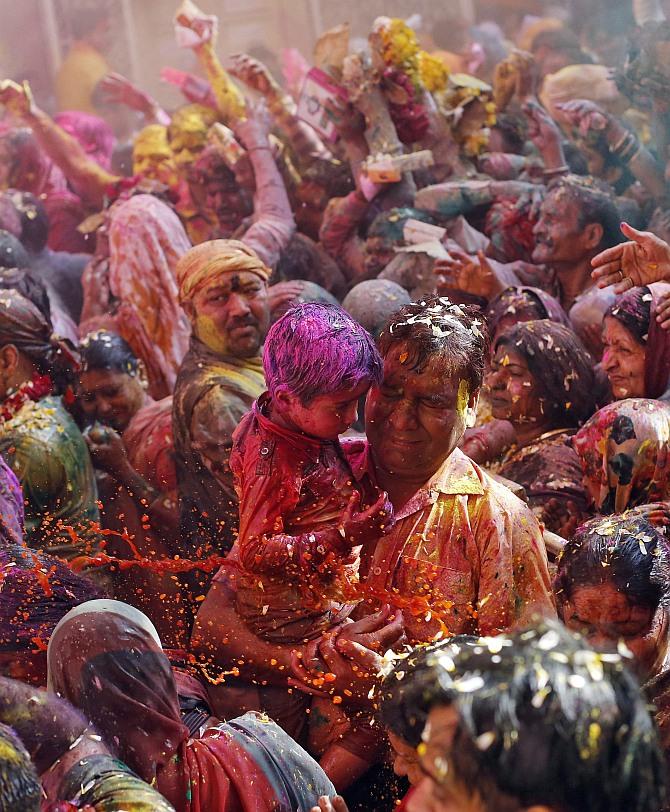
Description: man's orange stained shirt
344,440,556,643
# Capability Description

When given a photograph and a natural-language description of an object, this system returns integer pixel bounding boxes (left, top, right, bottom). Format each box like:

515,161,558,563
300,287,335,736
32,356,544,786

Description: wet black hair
393,620,667,812
80,331,140,377
378,297,489,394
555,514,670,612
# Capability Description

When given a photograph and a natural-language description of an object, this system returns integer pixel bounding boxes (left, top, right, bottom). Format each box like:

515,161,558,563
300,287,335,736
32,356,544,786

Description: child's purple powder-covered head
264,302,383,403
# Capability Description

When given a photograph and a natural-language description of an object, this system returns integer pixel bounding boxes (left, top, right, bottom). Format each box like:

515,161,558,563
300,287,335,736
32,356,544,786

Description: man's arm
191,578,296,684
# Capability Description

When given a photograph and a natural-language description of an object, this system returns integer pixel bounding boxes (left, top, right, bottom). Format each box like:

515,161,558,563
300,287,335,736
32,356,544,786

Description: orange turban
176,239,271,303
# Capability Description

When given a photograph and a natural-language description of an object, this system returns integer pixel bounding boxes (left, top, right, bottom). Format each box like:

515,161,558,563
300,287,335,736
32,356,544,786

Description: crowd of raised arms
4,0,670,809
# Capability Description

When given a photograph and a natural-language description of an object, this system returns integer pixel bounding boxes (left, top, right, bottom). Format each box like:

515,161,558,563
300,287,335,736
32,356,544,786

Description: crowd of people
0,0,670,809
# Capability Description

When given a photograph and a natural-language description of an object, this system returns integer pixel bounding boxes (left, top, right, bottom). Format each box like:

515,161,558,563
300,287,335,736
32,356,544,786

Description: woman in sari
76,331,185,648
47,600,336,812
0,127,90,254
482,320,599,534
602,283,670,401
573,398,670,516
80,194,192,399
0,289,101,563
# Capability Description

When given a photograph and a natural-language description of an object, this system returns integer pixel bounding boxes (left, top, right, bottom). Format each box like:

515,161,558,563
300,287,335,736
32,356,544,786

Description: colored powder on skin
195,313,229,356
457,379,470,415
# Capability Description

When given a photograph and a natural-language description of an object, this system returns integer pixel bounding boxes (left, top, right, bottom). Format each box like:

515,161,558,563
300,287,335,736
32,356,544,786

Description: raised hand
434,249,497,301
174,0,218,47
99,73,153,113
591,222,670,292
556,99,610,138
522,99,563,155
228,53,280,98
324,97,366,141
231,98,272,149
0,79,34,119
85,425,129,475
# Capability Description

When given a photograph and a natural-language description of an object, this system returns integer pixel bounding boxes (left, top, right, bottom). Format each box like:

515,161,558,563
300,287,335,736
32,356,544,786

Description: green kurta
0,395,101,561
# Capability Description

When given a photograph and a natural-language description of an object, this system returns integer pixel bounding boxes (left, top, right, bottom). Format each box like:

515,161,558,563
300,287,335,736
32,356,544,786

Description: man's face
364,237,397,276
133,142,178,189
188,271,270,358
365,344,477,481
532,189,591,266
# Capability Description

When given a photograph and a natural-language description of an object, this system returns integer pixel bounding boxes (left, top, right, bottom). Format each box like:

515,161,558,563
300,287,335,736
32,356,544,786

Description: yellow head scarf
177,239,271,303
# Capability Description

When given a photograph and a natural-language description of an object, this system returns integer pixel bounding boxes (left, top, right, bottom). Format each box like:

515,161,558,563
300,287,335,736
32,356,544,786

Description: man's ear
466,387,480,429
583,222,604,252
273,385,296,410
181,299,194,321
0,344,19,376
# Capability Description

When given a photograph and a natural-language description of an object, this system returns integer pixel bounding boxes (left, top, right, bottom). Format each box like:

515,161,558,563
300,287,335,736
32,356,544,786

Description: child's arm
236,468,351,576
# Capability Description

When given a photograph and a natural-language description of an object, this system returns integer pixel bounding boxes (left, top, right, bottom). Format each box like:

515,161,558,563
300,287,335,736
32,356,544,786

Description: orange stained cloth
344,441,556,642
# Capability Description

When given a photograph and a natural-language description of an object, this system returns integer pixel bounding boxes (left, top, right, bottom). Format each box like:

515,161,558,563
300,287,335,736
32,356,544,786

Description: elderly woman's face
562,582,667,677
601,316,646,400
485,345,546,428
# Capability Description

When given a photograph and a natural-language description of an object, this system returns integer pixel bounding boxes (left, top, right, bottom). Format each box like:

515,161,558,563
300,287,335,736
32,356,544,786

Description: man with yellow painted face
172,239,270,559
132,124,179,189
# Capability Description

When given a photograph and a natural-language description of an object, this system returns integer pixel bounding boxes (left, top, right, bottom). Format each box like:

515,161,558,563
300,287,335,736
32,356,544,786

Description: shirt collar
347,441,484,519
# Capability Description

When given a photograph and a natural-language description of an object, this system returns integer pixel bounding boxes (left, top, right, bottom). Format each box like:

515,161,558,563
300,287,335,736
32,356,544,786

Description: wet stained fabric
0,395,100,561
229,393,357,643
573,398,670,514
81,195,192,400
344,441,555,642
47,603,335,812
497,430,590,534
172,338,265,556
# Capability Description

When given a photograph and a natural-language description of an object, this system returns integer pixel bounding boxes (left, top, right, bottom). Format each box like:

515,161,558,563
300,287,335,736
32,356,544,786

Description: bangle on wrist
543,165,569,178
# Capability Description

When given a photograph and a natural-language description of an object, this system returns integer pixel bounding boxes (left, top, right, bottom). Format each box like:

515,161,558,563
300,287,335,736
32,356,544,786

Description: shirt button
260,446,270,456
372,567,382,576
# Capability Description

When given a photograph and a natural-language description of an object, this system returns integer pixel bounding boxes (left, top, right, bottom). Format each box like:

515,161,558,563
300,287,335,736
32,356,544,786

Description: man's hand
99,73,153,114
434,249,498,301
175,0,218,47
85,426,129,475
231,98,272,150
228,53,280,98
591,222,670,292
522,99,563,155
289,606,404,703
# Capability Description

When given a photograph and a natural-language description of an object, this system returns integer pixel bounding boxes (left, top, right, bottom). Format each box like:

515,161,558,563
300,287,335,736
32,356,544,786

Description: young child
229,302,393,785
230,301,391,643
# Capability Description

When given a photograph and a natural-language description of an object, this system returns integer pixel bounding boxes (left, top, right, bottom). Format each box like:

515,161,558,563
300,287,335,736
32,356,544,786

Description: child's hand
340,490,393,546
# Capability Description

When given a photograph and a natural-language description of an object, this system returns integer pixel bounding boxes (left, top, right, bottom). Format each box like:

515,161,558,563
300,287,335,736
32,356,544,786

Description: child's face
285,379,370,440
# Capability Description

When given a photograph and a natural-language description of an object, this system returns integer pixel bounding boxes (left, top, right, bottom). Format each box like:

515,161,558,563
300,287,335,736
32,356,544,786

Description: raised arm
174,0,246,121
232,101,295,267
0,80,118,208
229,53,333,165
99,72,171,127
